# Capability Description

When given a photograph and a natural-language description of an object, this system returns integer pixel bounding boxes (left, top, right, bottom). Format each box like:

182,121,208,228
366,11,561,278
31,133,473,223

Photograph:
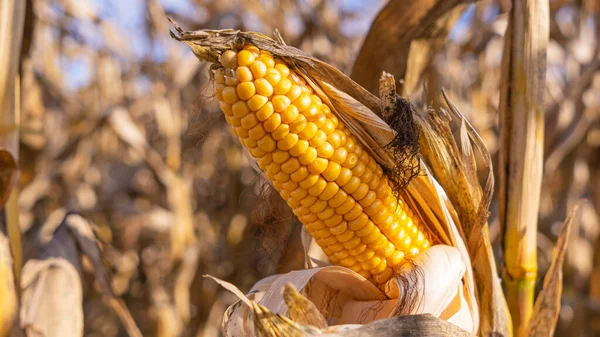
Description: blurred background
4,0,600,336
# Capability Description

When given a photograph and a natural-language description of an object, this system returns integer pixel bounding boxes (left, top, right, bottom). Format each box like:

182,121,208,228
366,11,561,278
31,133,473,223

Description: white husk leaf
217,245,473,336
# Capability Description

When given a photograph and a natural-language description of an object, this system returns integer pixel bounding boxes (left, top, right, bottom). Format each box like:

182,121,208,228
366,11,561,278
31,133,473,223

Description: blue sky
60,0,483,91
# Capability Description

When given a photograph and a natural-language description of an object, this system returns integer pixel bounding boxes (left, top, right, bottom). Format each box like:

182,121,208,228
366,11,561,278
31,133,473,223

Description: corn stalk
0,1,25,335
498,0,548,335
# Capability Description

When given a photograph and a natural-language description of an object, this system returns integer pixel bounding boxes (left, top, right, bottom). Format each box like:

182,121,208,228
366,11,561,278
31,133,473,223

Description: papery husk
417,91,511,337
20,210,142,337
171,24,485,335
213,245,471,337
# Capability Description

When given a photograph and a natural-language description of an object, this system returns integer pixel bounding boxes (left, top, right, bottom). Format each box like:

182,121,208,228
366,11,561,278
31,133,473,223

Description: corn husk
171,24,495,336
20,210,142,337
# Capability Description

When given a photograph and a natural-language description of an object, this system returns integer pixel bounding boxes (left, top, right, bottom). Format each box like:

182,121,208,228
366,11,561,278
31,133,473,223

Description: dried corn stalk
171,23,485,335
20,210,142,337
499,0,548,335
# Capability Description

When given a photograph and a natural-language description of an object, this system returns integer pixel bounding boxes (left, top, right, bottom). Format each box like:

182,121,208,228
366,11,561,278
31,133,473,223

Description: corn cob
214,45,430,286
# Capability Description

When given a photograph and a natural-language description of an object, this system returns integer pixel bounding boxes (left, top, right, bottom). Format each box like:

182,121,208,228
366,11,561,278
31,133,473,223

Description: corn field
1,0,599,336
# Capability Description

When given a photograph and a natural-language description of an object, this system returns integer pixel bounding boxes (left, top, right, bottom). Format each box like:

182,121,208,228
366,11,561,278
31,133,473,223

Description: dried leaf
403,5,466,97
0,149,16,208
282,283,327,329
0,0,25,156
221,245,475,336
319,314,474,337
526,201,584,337
0,233,17,337
20,213,84,337
350,0,473,94
416,92,509,336
64,214,143,337
205,275,253,308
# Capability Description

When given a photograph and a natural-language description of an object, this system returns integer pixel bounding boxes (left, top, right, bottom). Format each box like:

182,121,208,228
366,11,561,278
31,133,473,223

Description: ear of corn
214,45,430,286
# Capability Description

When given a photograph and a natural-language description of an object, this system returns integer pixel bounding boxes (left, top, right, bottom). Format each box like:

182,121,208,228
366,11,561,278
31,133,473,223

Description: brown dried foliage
0,0,598,336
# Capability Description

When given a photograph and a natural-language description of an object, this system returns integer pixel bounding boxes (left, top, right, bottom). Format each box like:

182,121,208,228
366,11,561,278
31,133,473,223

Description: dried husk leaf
416,92,511,336
282,283,327,329
20,211,84,337
64,214,143,337
319,314,474,337
219,245,473,337
210,274,475,337
109,106,196,260
525,201,584,337
20,210,142,337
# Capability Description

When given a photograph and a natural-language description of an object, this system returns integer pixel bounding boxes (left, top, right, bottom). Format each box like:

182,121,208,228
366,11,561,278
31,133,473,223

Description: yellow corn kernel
335,197,355,215
263,113,281,133
256,102,274,121
232,101,250,118
299,174,319,189
281,105,299,123
290,115,308,133
287,84,303,101
250,60,267,78
336,229,355,243
235,66,253,82
308,177,327,196
317,143,335,158
237,50,255,66
295,95,312,111
373,268,393,285
272,95,291,112
258,54,275,68
281,157,300,174
272,124,290,141
248,95,268,111
222,86,238,104
309,130,327,148
322,162,341,181
329,219,346,233
320,182,339,201
275,77,292,95
272,149,290,164
290,166,309,182
255,78,273,96
265,68,281,85
308,158,328,174
274,63,290,77
317,207,336,221
277,133,298,151
289,139,308,157
221,50,237,69
237,82,256,100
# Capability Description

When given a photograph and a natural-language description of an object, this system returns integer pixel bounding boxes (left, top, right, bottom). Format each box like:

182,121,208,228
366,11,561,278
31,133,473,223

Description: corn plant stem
5,188,20,284
498,0,548,335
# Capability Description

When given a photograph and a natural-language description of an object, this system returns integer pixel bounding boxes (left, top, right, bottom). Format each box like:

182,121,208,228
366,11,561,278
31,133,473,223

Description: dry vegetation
1,0,600,336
